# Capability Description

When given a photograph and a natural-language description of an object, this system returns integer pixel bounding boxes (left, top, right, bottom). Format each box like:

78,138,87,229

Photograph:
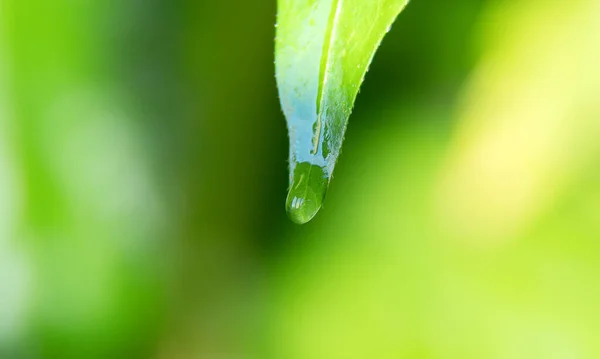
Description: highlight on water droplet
285,162,329,224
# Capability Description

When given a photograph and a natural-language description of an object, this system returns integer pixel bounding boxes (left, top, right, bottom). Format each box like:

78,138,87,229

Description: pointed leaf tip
276,0,409,223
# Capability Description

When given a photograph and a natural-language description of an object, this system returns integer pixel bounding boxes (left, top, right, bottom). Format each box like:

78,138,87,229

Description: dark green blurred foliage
2,0,600,358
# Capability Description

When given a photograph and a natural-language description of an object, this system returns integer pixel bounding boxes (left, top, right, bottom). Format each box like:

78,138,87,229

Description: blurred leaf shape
436,0,600,244
275,0,409,224
2,0,168,356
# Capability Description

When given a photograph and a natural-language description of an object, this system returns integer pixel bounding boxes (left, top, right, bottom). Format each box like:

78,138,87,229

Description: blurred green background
2,0,600,358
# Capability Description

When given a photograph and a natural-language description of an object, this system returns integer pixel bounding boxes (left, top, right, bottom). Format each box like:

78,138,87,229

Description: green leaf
276,0,409,224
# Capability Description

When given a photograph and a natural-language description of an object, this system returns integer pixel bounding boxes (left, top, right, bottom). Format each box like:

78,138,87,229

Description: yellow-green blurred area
1,0,600,358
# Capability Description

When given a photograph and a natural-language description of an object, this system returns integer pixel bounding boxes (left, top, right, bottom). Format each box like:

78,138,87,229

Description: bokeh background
2,0,600,358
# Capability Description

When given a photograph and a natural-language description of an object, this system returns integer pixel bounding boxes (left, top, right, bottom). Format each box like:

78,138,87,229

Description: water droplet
285,162,329,224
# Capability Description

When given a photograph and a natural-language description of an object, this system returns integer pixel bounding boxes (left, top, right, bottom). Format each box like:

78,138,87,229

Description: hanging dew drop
285,162,329,224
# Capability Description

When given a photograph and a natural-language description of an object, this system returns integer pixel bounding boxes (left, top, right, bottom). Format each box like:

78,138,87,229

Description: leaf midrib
312,0,343,155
